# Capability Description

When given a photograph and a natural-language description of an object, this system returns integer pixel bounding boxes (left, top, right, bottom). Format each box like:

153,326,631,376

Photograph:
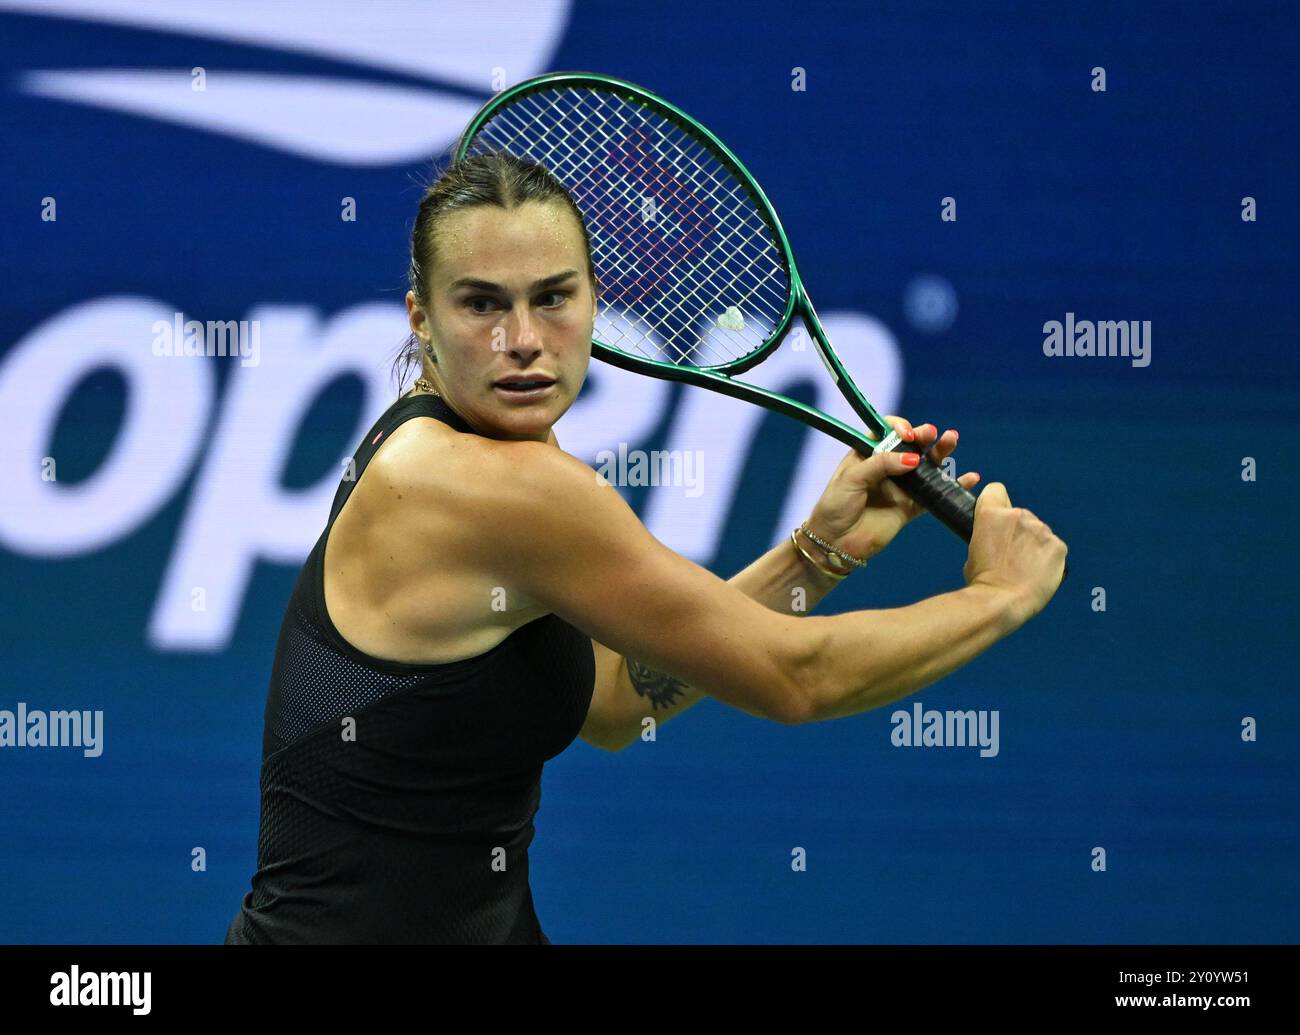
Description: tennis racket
455,71,1064,576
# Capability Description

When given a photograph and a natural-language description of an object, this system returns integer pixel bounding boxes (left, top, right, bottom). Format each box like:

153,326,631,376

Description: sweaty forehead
435,203,581,282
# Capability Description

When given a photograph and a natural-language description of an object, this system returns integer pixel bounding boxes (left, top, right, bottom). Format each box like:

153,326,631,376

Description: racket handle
890,452,976,538
886,447,1069,583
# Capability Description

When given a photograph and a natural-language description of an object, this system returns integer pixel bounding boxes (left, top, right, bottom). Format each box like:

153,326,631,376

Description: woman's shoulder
355,414,583,537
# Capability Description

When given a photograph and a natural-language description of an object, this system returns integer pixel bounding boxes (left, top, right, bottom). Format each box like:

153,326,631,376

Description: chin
489,406,561,441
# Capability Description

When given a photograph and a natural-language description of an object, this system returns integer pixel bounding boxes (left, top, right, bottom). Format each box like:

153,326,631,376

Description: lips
494,376,556,391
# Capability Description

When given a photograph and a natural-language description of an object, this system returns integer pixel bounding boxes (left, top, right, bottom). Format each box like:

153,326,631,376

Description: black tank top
224,393,595,944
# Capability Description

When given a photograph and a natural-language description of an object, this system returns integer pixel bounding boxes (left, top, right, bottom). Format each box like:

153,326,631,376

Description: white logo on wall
1,0,572,165
0,298,903,651
0,1,912,652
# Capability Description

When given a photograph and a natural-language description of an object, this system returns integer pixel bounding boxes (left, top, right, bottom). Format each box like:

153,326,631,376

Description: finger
958,471,980,488
926,427,958,463
977,481,1011,510
840,444,868,471
843,445,922,490
884,415,915,442
885,450,926,477
913,422,939,447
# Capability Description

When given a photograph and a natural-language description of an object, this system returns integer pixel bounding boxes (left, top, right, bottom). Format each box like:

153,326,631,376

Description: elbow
607,730,636,752
775,691,815,727
582,722,635,754
769,616,827,727
600,727,637,753
778,670,822,725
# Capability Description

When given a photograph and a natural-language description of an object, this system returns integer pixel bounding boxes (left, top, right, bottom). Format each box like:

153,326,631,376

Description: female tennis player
224,153,1066,945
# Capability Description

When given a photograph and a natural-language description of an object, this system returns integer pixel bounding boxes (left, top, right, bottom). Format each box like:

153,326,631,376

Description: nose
507,306,542,363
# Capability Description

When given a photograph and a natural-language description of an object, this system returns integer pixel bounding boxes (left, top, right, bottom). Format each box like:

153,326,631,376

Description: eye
465,296,500,315
539,290,570,308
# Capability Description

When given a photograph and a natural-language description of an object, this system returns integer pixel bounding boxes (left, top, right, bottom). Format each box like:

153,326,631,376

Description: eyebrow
447,270,581,293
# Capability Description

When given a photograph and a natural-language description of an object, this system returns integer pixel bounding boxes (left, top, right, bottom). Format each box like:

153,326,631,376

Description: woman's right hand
962,481,1068,625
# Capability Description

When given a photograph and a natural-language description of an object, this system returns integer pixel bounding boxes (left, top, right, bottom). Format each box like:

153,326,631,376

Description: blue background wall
0,0,1295,943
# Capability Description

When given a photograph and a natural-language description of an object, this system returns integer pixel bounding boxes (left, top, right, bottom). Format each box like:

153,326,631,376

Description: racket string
481,91,782,366
489,91,748,367
591,95,797,355
571,89,793,355
466,85,792,369
474,95,727,366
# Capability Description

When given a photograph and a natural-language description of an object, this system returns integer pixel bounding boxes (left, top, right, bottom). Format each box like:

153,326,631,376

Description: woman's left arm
581,416,977,751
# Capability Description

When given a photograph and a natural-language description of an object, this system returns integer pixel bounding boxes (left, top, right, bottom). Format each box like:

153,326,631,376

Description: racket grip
891,452,976,539
885,445,1069,583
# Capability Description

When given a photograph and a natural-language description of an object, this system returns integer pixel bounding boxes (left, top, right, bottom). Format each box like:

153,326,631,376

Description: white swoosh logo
1,0,571,165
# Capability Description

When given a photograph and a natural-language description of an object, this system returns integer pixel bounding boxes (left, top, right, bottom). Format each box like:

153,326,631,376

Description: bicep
458,444,810,725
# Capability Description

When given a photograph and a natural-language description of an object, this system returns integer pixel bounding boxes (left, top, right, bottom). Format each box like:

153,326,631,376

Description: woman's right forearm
796,583,1027,723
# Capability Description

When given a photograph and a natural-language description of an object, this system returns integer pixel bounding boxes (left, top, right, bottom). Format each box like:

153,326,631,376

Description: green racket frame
455,71,995,549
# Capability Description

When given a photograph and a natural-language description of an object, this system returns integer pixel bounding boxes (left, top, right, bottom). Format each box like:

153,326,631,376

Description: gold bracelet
798,523,868,571
790,529,848,581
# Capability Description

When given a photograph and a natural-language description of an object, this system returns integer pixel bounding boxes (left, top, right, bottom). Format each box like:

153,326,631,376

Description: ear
406,291,430,340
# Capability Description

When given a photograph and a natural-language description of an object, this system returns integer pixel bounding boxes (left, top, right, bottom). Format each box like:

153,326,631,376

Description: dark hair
390,152,599,395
